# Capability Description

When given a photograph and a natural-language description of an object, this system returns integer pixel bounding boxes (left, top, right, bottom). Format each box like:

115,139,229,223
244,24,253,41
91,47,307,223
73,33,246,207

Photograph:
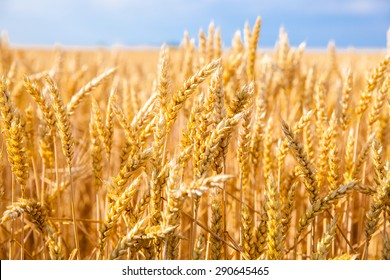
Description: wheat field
0,18,389,260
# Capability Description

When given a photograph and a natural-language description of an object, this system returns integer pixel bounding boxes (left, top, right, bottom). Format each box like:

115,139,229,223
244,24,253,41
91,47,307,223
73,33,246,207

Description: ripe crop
0,18,389,260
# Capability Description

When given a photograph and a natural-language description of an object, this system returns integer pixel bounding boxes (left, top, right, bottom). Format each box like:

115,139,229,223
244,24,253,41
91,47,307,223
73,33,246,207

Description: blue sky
0,0,389,48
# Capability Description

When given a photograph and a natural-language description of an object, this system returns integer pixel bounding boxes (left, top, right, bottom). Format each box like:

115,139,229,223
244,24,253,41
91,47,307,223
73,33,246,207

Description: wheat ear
165,59,220,133
67,68,116,115
45,74,79,259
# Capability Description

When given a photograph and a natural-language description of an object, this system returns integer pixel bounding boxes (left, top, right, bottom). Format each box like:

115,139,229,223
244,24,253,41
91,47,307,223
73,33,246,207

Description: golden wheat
0,20,389,260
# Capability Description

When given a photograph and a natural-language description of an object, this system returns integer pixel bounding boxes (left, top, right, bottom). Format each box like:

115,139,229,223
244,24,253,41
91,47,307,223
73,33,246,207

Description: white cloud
92,0,129,10
5,0,67,13
243,0,389,16
343,0,389,15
